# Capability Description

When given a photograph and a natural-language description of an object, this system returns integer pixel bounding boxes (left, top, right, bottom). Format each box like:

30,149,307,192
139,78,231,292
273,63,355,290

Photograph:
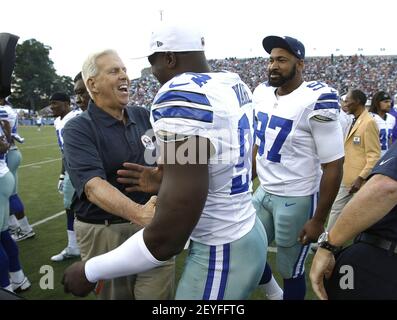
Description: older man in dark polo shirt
63,49,174,300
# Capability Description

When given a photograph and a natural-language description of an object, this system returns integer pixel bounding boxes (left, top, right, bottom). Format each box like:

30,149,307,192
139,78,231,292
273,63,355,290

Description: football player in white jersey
62,23,267,299
49,92,81,261
73,72,90,112
252,36,344,300
369,91,396,157
0,120,31,293
0,97,34,242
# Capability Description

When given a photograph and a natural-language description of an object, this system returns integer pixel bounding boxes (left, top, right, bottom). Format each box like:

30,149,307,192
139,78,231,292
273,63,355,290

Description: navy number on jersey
307,81,326,91
230,113,252,195
255,112,293,163
380,128,393,150
185,73,211,87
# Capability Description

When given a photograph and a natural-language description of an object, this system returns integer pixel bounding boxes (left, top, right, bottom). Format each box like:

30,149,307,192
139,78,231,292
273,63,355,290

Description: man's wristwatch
317,232,341,254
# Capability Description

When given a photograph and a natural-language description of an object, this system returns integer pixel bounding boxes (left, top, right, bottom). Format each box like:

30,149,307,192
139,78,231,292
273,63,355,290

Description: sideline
31,210,65,227
19,158,61,168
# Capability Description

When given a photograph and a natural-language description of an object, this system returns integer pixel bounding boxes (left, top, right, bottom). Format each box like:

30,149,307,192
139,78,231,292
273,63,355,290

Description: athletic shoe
8,226,18,236
11,277,31,293
11,228,35,242
50,247,80,262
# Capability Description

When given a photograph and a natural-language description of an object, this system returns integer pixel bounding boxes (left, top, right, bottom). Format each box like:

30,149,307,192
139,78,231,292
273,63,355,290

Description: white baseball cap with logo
137,23,205,58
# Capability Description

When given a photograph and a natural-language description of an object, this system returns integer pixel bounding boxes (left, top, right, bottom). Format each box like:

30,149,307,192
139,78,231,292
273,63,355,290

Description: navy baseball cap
379,91,391,101
50,92,70,102
262,36,305,59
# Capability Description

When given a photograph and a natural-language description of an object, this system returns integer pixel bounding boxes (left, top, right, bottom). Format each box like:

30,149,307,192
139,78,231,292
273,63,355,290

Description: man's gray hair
81,49,118,98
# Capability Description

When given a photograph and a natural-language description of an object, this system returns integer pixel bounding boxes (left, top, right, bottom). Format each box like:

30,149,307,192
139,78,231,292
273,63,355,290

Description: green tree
11,39,73,111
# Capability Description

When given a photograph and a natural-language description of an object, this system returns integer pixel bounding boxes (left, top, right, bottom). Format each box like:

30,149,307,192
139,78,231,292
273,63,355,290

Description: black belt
355,232,397,254
76,216,129,225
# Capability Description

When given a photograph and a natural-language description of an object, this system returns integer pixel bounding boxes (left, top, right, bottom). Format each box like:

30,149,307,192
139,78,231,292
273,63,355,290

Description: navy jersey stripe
154,90,211,106
152,106,213,123
313,101,339,110
203,246,216,300
217,244,230,300
317,93,338,101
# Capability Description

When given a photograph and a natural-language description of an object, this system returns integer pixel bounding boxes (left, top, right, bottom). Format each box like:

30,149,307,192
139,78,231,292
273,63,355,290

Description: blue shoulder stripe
152,106,213,123
317,93,338,101
314,101,339,110
154,90,211,106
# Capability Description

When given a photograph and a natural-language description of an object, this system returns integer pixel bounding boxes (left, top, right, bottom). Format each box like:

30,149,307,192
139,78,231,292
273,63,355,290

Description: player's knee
63,197,72,210
275,231,297,248
252,191,261,210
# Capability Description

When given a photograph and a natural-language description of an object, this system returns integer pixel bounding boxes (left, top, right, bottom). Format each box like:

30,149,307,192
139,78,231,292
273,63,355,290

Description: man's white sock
17,217,32,233
9,215,19,229
260,275,283,300
67,230,78,249
10,270,25,284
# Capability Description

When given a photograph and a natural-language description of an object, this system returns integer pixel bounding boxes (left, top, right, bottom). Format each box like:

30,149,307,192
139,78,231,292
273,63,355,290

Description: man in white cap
62,23,268,300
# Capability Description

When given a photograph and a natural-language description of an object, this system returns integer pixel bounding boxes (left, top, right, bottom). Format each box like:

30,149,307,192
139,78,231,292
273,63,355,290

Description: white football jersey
151,71,256,246
54,109,82,151
253,81,344,196
0,125,9,177
371,112,396,157
339,109,353,139
0,105,18,137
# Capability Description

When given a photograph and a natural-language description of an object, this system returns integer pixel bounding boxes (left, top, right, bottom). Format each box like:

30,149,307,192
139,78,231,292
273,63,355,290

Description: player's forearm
0,120,11,142
313,158,344,222
0,139,10,153
144,163,209,261
329,174,397,246
252,144,258,180
85,230,165,282
85,177,143,223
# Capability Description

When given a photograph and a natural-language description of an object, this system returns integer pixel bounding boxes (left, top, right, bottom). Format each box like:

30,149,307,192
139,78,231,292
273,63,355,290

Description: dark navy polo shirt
63,101,154,222
366,142,397,241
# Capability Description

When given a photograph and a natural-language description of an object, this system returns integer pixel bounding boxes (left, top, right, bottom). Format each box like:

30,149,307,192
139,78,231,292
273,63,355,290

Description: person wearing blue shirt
311,142,397,299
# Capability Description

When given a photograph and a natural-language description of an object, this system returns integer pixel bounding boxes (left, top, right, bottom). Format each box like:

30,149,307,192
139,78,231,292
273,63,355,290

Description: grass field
14,125,317,300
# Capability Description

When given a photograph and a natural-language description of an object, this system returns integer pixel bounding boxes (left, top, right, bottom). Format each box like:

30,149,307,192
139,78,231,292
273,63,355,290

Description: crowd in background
129,54,397,109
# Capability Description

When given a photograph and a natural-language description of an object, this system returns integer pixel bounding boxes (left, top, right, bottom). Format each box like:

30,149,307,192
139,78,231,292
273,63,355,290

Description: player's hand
62,261,96,297
309,247,335,300
58,174,65,194
0,136,10,153
117,163,163,194
298,217,324,245
134,196,157,227
0,120,11,137
349,177,364,194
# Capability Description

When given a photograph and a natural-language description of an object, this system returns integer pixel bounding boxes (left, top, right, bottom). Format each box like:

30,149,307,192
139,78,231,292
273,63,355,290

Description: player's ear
164,52,177,69
297,59,304,72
